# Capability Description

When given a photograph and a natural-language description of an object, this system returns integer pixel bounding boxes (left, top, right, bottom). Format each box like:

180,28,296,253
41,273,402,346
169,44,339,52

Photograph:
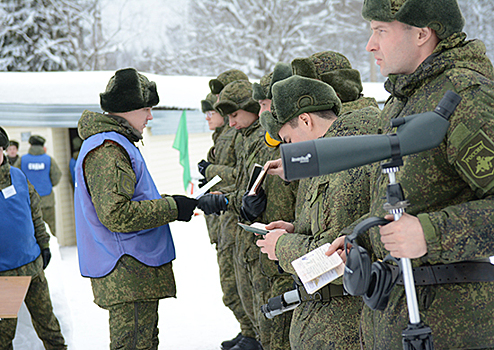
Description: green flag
172,110,191,191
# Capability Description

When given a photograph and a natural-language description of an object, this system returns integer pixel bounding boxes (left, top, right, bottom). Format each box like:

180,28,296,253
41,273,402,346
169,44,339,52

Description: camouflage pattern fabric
0,256,66,350
275,105,381,350
15,145,62,236
107,300,159,350
353,33,494,349
225,120,297,350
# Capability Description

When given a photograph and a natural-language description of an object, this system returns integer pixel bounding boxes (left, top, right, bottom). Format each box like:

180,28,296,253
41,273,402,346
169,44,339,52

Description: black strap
298,283,347,303
387,261,494,286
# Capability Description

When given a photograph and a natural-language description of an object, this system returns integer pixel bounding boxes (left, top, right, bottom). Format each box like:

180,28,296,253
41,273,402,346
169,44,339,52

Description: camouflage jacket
78,110,177,306
361,33,494,265
205,123,237,189
276,105,381,276
0,160,49,276
15,145,62,207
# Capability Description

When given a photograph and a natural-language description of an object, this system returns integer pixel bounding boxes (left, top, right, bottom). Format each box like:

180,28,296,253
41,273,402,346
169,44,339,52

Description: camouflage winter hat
362,0,465,40
209,69,249,95
260,75,342,142
100,68,159,113
292,51,363,103
29,135,46,146
214,80,260,117
201,93,217,113
252,62,293,101
252,72,273,101
0,126,9,149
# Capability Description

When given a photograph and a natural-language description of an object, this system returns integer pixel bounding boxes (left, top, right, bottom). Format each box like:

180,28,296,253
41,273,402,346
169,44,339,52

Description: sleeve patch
117,170,135,200
457,129,494,189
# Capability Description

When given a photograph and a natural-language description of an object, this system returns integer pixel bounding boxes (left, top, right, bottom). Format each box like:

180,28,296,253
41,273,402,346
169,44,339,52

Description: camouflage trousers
361,282,494,350
105,300,159,350
218,242,256,338
41,205,56,237
0,256,66,350
289,295,362,350
234,227,293,350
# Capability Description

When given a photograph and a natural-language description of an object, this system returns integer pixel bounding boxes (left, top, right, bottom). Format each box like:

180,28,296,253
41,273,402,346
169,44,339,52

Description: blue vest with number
74,132,175,278
21,153,52,196
0,167,41,272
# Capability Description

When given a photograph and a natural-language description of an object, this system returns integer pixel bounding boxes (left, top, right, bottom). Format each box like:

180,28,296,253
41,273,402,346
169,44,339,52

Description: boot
229,336,263,350
221,333,243,350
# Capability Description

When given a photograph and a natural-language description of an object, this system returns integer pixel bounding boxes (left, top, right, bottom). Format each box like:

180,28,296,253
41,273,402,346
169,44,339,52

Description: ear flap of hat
252,82,267,101
213,100,240,117
291,58,318,80
209,79,224,95
320,69,363,103
201,93,217,113
0,126,9,149
29,135,46,146
362,0,395,22
260,111,284,142
239,99,261,116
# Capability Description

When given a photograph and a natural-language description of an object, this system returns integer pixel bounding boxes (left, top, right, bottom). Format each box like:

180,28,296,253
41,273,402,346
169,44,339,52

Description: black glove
198,177,208,188
240,188,267,222
172,195,198,222
41,248,51,269
197,194,227,215
197,160,211,177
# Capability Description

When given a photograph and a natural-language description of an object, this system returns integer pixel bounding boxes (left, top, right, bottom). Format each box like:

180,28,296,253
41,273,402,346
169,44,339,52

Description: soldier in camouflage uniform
258,73,381,350
74,68,197,350
327,0,494,349
15,135,62,236
197,92,256,350
198,79,298,350
0,126,66,350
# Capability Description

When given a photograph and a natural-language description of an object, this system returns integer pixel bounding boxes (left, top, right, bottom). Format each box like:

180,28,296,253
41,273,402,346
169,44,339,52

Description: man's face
205,110,224,130
120,107,153,134
366,20,421,77
258,99,272,116
6,145,17,157
278,116,312,144
228,109,258,130
0,147,3,164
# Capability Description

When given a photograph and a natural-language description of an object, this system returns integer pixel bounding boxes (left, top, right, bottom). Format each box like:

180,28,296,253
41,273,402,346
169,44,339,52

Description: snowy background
12,217,240,350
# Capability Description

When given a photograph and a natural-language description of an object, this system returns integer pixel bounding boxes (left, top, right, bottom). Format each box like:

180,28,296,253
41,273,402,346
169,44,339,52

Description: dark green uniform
203,122,256,338
275,101,381,350
15,145,62,236
78,110,178,350
0,161,66,350
350,33,494,349
225,120,298,350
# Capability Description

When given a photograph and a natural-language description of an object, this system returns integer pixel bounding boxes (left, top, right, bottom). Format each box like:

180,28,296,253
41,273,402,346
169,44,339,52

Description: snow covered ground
12,216,240,350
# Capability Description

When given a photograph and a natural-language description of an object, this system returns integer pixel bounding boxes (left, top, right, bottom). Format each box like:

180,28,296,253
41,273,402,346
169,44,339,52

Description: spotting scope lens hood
280,91,462,181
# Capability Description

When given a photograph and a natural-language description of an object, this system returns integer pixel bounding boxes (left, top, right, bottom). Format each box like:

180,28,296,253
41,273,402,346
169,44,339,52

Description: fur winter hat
214,80,260,117
29,135,46,146
362,0,465,40
201,93,217,113
0,127,9,149
252,62,293,101
209,69,249,95
9,140,19,149
100,68,159,113
292,51,363,103
260,75,342,142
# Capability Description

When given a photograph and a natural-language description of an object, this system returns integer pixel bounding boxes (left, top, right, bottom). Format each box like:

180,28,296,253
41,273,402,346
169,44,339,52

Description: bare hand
265,220,294,233
379,213,427,258
325,236,348,263
264,159,286,181
256,229,285,260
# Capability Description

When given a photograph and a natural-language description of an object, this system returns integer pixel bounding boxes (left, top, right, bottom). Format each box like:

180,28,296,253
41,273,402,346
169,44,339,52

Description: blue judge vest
0,167,41,272
21,153,52,196
74,132,175,278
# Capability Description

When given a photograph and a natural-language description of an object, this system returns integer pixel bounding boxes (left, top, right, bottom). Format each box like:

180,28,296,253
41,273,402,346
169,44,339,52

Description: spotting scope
280,91,462,181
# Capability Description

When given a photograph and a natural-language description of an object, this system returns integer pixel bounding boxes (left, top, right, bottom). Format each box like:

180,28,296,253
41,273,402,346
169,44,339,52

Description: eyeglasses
206,111,215,118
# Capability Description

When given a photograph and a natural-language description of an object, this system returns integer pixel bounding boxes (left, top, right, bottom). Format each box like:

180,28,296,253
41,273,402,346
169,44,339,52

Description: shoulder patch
117,170,135,200
457,129,494,190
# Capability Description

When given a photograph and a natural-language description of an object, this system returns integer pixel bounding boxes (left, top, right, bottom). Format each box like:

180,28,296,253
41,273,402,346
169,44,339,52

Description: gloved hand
198,177,208,188
172,195,198,222
41,248,51,269
197,193,227,215
240,188,267,222
197,160,212,177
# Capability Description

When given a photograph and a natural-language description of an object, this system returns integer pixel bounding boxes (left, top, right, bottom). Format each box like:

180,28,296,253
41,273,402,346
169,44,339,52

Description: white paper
291,243,345,293
194,175,222,199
